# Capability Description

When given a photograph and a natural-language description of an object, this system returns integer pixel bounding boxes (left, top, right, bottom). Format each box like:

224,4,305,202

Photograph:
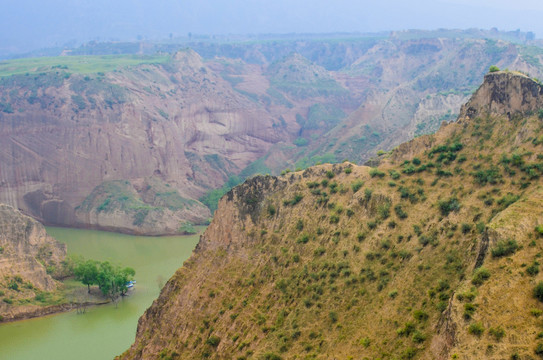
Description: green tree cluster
74,259,135,299
489,65,500,73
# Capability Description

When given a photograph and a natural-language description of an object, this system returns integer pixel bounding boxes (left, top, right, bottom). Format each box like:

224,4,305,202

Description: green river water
0,227,202,360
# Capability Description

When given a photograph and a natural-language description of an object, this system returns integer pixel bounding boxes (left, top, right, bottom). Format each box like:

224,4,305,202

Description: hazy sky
1,0,543,55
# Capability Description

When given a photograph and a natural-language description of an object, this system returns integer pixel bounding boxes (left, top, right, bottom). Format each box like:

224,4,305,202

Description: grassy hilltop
0,54,169,77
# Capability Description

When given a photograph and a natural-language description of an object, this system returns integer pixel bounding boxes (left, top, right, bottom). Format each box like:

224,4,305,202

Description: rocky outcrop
460,71,543,119
195,175,287,253
393,71,543,163
0,204,66,319
0,204,66,290
267,53,331,82
118,173,297,359
0,204,66,291
409,93,466,137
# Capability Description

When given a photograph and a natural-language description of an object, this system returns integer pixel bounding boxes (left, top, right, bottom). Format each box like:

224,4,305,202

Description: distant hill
2,32,543,233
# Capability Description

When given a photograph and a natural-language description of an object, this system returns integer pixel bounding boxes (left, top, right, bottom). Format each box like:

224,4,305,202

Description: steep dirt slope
0,203,66,320
120,72,543,359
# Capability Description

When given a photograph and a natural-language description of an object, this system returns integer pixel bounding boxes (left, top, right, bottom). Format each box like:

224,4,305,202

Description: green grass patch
0,54,170,77
491,239,519,258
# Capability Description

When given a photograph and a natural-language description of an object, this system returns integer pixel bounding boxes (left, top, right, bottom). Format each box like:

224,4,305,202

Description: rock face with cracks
460,71,543,120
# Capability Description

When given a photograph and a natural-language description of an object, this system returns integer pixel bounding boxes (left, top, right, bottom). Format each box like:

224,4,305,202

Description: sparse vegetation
369,168,385,178
179,222,197,235
535,282,543,302
491,239,519,258
283,194,304,206
329,311,338,323
413,310,428,321
489,326,505,341
263,353,282,360
206,336,221,347
397,321,416,337
438,197,461,216
412,331,426,343
351,180,363,193
394,204,408,219
471,267,490,286
468,322,485,336
117,69,543,359
527,262,540,276
463,303,476,319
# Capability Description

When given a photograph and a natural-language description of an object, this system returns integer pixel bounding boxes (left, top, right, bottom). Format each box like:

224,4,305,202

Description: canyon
2,31,543,234
1,29,543,359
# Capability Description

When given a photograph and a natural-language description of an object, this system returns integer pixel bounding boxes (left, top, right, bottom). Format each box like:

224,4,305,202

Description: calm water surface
0,227,202,360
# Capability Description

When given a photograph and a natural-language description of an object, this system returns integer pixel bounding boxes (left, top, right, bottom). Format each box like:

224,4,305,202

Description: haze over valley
2,30,543,235
3,1,543,359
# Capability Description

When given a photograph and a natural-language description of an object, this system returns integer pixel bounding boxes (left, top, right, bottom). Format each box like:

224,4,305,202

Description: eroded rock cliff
0,50,289,233
0,203,66,320
460,71,543,119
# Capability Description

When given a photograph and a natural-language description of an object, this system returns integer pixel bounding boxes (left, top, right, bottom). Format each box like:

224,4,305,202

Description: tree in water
73,258,135,301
